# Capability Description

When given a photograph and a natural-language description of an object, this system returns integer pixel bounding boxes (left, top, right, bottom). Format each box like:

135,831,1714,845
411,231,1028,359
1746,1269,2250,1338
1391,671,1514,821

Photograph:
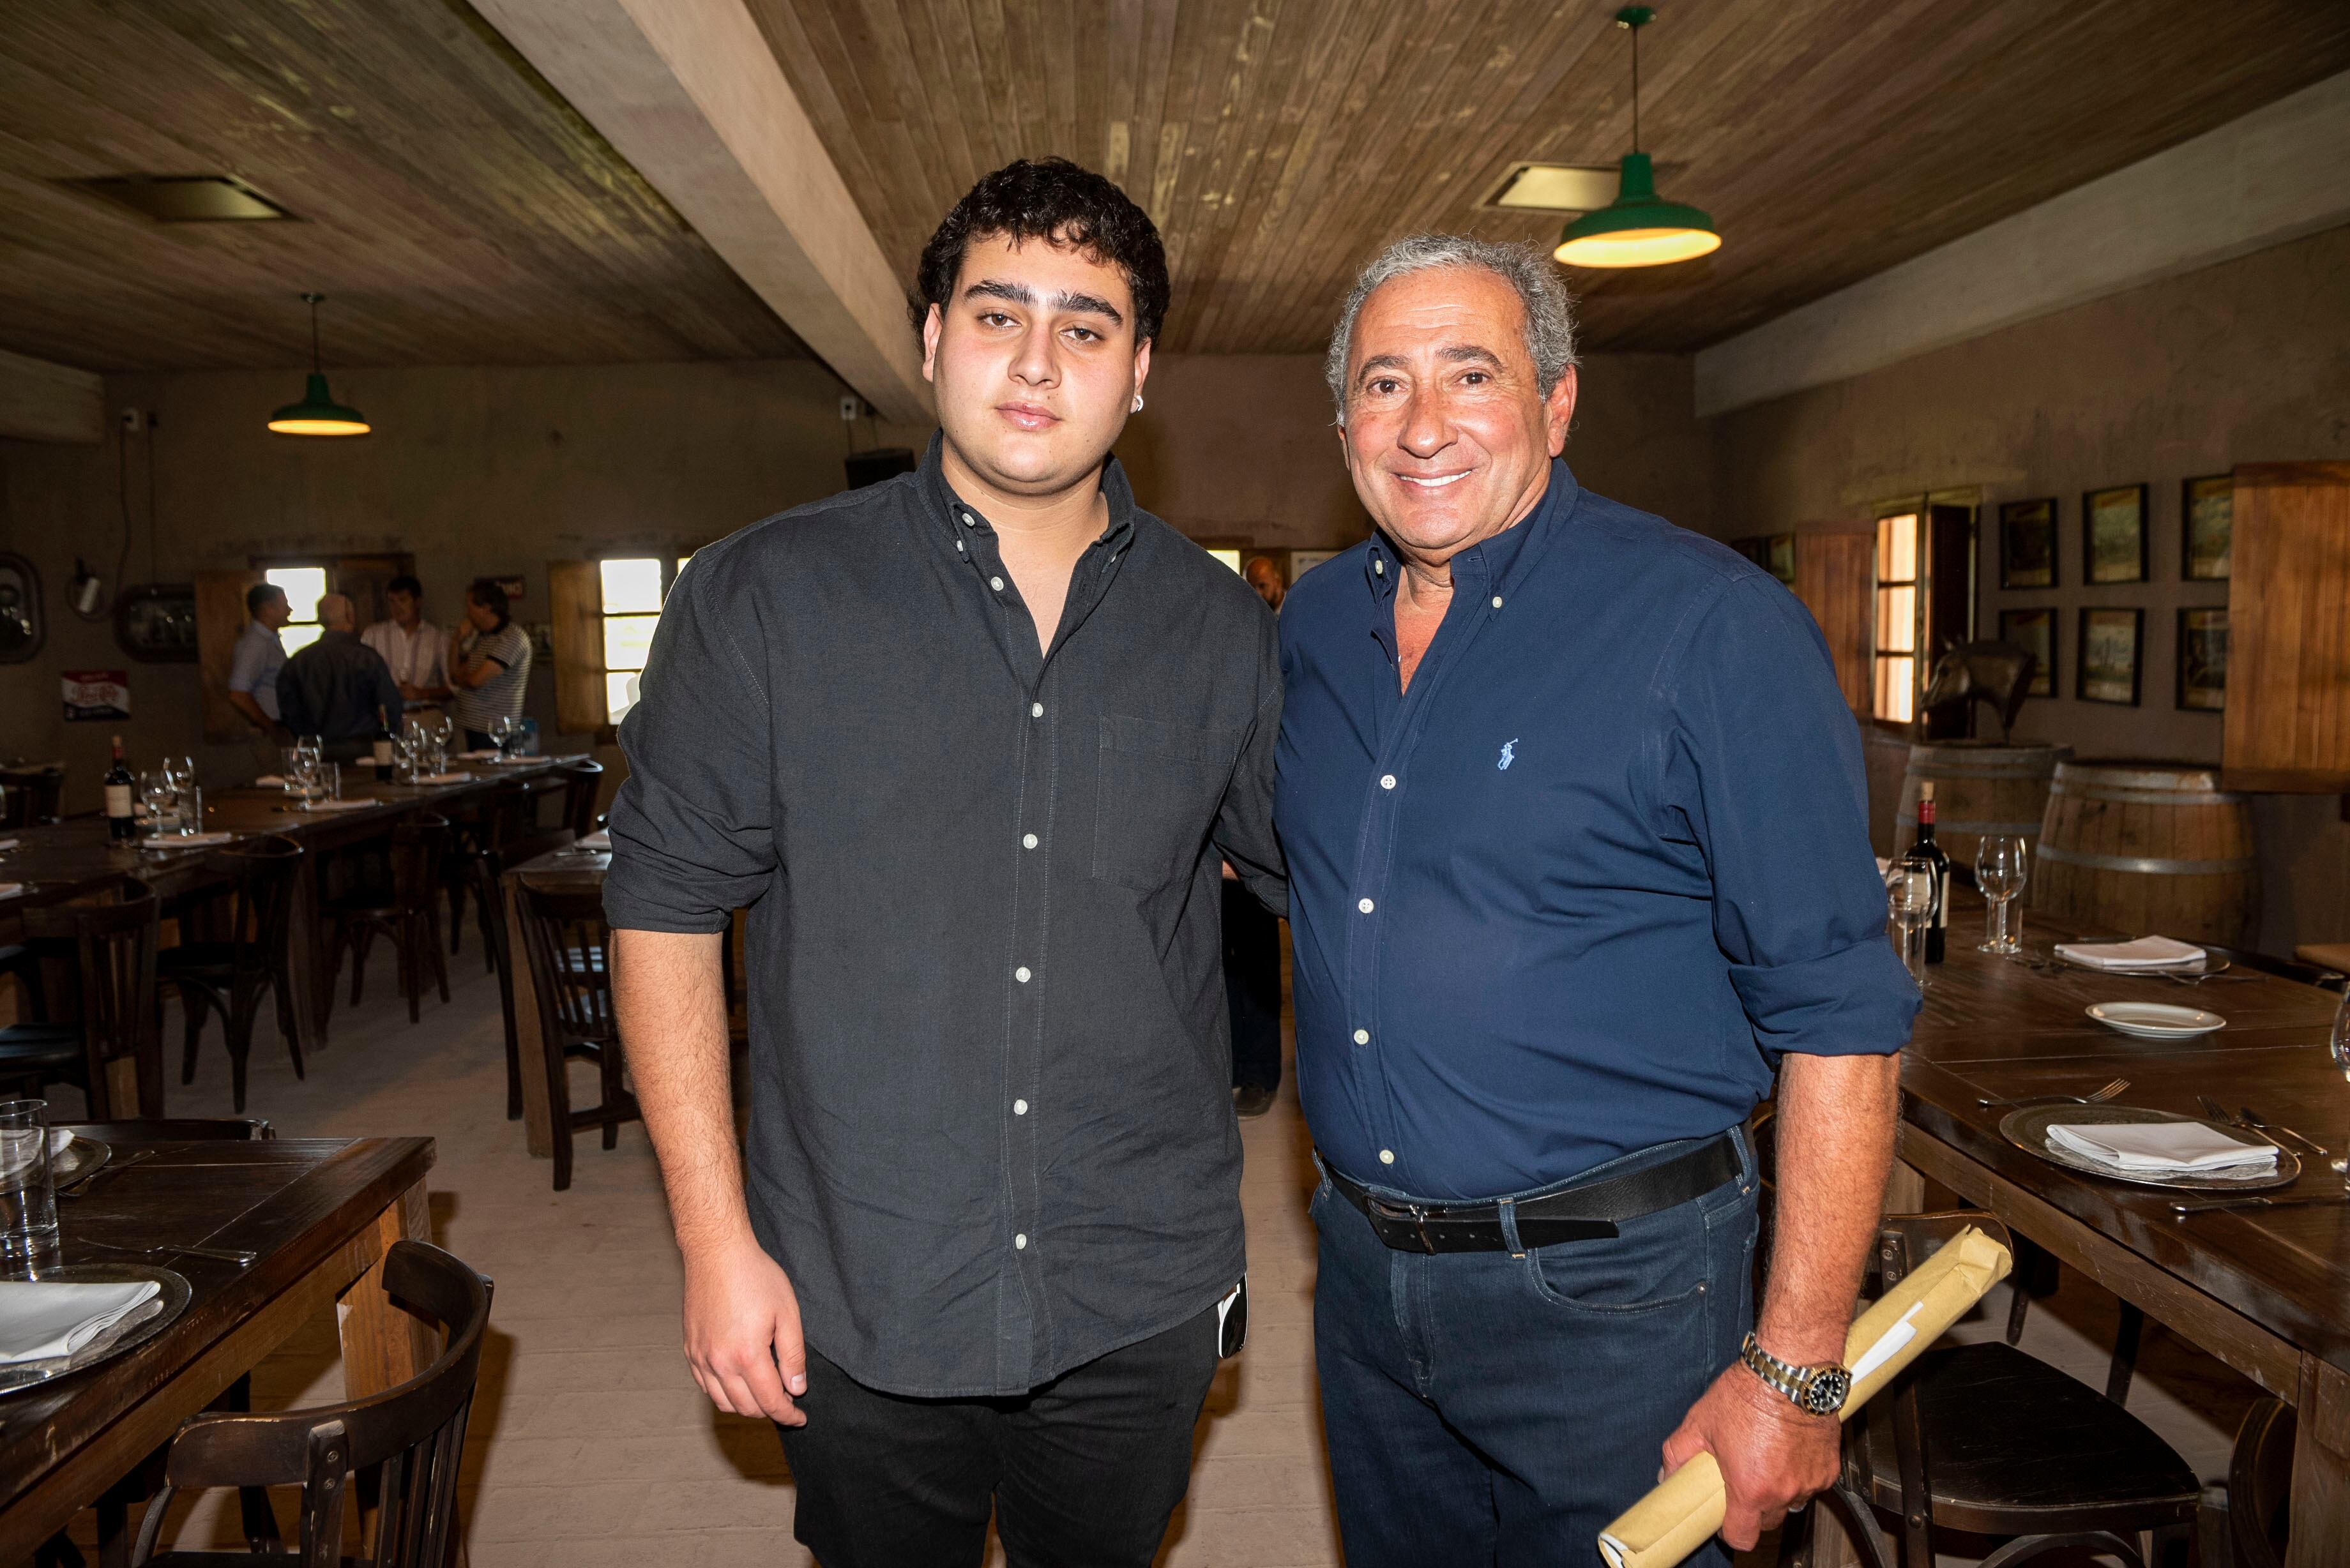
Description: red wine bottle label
104,783,133,818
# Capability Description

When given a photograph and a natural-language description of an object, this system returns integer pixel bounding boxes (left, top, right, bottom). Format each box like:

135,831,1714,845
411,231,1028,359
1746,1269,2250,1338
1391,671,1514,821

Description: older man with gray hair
1274,236,1917,1565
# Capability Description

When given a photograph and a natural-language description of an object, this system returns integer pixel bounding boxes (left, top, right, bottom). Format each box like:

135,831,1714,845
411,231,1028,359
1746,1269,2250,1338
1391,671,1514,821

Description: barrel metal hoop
2051,765,2229,792
2047,784,2245,806
2033,843,2259,876
1902,761,2065,779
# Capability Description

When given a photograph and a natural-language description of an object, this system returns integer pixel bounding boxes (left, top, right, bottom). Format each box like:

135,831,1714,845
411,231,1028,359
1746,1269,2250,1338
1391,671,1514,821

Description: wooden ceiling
0,1,804,372
746,0,2350,354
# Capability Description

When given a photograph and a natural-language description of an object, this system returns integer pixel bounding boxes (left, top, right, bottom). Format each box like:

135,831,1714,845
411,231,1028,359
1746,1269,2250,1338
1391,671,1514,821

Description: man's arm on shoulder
1212,603,1287,917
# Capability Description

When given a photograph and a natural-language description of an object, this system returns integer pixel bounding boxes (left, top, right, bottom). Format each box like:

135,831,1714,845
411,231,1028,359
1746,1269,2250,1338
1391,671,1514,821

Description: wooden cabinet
2223,462,2350,791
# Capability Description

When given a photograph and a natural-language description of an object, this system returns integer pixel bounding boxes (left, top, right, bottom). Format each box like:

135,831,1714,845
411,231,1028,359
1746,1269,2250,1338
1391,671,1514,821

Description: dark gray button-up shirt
603,435,1284,1397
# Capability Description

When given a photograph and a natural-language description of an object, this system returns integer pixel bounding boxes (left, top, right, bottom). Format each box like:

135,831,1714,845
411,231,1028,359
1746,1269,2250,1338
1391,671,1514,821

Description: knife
2238,1104,2329,1157
2170,1194,2350,1217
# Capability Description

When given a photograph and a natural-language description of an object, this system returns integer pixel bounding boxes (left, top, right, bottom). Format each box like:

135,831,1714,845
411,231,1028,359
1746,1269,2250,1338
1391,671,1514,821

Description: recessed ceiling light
64,174,296,223
1482,163,1624,214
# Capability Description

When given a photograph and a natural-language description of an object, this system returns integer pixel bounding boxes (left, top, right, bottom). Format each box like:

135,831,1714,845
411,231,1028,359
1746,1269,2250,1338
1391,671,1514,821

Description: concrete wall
1706,222,2350,954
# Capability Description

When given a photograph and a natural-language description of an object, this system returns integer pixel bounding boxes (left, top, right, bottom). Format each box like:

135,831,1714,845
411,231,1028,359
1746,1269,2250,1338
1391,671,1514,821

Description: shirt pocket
1092,715,1245,892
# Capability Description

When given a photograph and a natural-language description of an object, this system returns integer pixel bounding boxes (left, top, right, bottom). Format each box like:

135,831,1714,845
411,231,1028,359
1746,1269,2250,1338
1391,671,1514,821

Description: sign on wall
62,669,130,721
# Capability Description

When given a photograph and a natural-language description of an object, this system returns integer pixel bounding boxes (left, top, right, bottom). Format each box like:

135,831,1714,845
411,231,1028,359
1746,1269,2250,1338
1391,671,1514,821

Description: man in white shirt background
361,573,450,720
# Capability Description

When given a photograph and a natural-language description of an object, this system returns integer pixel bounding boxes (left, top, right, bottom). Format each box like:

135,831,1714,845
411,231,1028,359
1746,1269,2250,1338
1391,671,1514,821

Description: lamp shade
267,372,371,437
1553,153,1720,269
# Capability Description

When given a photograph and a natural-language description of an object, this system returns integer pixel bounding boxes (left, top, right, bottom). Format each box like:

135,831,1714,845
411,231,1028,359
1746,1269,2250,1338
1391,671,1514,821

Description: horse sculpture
1922,640,2037,741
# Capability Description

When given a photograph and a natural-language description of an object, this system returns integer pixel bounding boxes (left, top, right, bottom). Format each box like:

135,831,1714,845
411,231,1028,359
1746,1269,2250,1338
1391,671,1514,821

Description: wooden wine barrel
1895,741,2070,869
2032,760,2259,947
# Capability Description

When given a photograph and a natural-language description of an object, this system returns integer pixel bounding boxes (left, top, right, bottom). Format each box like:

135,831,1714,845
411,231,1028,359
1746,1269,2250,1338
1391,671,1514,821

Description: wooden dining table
0,1133,436,1560
1895,893,2348,1567
0,754,584,1080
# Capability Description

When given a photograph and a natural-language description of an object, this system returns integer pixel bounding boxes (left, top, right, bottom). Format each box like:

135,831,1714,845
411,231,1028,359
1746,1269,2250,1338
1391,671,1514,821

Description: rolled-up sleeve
1213,604,1287,919
1664,574,1919,1061
603,562,776,933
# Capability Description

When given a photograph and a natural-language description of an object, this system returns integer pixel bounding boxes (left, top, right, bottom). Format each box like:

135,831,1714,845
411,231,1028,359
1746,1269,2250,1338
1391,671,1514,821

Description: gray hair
1323,235,1579,417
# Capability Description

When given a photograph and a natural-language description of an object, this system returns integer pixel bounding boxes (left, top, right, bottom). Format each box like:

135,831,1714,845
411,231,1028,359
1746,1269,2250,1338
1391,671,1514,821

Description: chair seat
324,895,409,921
1860,1341,2200,1535
156,942,269,981
0,1024,85,1072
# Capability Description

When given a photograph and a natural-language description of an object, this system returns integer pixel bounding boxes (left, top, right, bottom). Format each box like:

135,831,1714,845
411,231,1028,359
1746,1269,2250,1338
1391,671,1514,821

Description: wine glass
139,771,178,837
162,755,199,836
287,741,322,811
429,712,455,771
489,714,519,760
2330,988,2349,1182
1975,835,2030,956
1887,854,1936,990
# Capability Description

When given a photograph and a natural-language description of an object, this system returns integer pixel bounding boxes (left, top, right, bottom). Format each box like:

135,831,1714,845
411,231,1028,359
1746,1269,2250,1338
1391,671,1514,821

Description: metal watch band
1740,1332,1852,1417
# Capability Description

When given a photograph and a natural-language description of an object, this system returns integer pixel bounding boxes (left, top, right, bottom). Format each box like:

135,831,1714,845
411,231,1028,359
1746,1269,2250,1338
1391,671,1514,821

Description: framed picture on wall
2077,607,2144,705
1998,498,2058,589
2183,475,2232,580
1288,548,1342,582
2082,483,2148,584
2178,607,2228,711
1998,608,2056,697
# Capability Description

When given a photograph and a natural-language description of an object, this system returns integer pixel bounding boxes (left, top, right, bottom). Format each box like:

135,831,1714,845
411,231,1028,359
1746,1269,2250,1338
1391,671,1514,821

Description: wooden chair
128,1239,492,1567
0,880,161,1117
444,780,529,974
513,877,637,1191
159,838,304,1115
325,817,450,1027
1779,1212,2199,1568
2227,1397,2295,1568
0,764,65,828
554,759,604,840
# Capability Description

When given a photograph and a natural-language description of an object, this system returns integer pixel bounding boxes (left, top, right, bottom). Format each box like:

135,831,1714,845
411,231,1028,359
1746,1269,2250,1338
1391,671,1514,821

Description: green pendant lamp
1554,8,1720,269
268,292,371,436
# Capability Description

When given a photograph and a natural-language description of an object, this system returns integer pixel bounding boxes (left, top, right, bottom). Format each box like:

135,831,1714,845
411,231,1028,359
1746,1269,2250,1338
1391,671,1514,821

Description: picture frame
1729,534,1796,585
2177,607,2228,712
1998,608,2056,698
2082,483,2148,585
2077,607,2143,706
1997,498,2058,589
2182,474,2232,581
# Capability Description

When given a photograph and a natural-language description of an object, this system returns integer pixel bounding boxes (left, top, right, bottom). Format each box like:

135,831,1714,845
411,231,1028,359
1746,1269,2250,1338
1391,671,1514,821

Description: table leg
2286,1355,2350,1567
506,876,554,1159
337,1179,435,1394
288,845,328,1054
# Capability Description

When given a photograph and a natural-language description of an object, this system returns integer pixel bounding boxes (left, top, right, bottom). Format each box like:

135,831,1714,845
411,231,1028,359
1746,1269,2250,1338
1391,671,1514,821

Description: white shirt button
1492,596,1504,608
962,512,976,527
1379,774,1397,790
1353,1029,1370,1045
1013,1099,1029,1115
1358,898,1375,914
1015,966,1031,983
1031,702,1043,718
1022,833,1038,850
1014,1233,1028,1249
990,576,1004,592
1374,559,1384,575
1379,1149,1395,1165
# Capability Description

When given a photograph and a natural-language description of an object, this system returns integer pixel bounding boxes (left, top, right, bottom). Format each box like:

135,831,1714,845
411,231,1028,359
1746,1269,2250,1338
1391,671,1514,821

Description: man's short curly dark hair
914,158,1170,349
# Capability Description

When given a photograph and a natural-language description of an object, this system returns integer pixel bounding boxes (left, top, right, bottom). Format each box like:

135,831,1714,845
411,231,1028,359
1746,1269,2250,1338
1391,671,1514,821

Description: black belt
1324,1133,1743,1253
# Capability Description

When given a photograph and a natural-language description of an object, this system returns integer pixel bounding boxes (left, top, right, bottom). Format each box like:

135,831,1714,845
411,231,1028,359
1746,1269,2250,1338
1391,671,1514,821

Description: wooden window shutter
2223,462,2350,790
547,560,604,735
194,568,263,743
1791,531,1874,718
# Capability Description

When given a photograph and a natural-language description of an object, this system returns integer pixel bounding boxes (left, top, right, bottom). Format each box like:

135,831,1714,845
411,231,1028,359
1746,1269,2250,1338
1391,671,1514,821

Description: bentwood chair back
555,759,605,841
0,765,65,828
326,816,451,1029
162,837,304,1113
8,879,162,1117
514,877,636,1191
130,1240,494,1568
2227,1397,2296,1568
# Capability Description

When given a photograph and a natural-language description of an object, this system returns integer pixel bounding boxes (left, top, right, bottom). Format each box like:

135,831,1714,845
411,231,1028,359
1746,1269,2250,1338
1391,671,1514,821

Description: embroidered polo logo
1497,739,1519,771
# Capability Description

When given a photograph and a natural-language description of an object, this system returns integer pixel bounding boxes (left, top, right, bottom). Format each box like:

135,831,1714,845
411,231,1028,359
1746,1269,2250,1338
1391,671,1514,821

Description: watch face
1801,1366,1853,1416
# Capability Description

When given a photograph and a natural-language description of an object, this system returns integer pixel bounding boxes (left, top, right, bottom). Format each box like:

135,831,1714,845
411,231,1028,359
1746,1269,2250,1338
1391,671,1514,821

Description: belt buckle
1368,1196,1437,1253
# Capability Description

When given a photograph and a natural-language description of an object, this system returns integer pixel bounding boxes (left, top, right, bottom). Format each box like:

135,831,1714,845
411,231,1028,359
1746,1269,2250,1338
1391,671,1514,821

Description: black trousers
1222,880,1282,1090
778,1306,1221,1568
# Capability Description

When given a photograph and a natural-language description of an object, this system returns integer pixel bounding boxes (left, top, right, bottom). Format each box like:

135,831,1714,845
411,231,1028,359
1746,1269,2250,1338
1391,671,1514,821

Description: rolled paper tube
1596,1225,2013,1568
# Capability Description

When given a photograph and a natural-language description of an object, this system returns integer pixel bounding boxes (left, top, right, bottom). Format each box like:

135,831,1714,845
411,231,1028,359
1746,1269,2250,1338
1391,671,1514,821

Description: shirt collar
1361,456,1581,605
920,428,1138,555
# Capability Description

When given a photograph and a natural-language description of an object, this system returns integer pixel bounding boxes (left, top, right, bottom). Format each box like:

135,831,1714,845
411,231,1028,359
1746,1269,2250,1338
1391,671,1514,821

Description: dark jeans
1312,1135,1758,1568
777,1305,1220,1568
1222,880,1281,1090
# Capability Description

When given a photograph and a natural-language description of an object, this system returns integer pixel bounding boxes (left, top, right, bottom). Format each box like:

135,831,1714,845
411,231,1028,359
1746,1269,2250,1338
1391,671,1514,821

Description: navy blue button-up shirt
1275,462,1918,1201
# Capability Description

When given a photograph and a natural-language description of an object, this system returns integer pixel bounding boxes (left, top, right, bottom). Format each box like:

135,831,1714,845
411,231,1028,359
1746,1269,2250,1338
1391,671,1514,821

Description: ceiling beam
471,0,932,425
0,349,103,443
1695,70,2350,418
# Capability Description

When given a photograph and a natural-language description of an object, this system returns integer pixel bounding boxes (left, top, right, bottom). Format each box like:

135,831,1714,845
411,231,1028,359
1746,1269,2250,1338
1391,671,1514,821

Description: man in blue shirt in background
1277,235,1920,1567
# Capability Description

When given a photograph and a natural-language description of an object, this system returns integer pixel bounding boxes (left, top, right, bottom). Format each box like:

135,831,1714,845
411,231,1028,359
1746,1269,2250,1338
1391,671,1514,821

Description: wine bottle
372,728,395,782
1911,781,1951,963
104,734,137,843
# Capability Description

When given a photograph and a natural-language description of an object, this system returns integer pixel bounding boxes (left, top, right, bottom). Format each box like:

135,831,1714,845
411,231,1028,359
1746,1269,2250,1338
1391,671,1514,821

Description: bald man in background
277,592,404,762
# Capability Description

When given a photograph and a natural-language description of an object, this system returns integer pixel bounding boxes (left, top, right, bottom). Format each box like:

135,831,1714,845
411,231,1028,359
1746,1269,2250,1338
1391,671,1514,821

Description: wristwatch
1740,1332,1852,1417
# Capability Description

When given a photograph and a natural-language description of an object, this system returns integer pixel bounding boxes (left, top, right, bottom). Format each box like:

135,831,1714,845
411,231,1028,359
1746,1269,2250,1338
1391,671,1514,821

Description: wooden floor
70,951,2268,1565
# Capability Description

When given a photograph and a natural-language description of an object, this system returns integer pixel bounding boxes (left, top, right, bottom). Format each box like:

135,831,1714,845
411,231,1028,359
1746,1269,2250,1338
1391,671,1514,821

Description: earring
1132,393,1145,412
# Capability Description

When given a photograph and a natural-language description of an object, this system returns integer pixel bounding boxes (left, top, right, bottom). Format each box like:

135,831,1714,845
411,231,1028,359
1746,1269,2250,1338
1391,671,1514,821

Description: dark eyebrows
961,277,1126,327
1354,343,1507,384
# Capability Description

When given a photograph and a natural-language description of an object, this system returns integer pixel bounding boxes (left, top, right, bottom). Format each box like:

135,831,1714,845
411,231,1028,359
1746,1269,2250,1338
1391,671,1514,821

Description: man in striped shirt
447,578,531,750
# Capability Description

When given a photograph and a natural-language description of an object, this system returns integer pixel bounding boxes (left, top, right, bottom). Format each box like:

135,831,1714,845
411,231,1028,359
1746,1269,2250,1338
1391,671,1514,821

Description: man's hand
1660,1358,1840,1549
681,1232,810,1426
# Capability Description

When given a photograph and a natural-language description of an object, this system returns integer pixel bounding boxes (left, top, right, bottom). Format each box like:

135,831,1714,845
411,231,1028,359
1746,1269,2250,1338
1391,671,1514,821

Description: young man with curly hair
603,158,1284,1567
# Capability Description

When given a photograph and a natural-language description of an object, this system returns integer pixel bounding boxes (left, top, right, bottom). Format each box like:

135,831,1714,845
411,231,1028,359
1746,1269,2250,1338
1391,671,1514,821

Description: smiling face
1337,266,1577,568
922,229,1149,504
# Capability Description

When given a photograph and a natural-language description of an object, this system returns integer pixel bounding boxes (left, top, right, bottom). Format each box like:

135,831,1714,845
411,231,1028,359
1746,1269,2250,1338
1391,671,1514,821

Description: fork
1976,1077,2129,1110
79,1238,255,1267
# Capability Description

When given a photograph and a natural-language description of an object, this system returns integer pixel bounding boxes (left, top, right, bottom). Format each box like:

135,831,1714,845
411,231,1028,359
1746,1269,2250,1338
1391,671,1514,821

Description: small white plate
2086,1002,2226,1039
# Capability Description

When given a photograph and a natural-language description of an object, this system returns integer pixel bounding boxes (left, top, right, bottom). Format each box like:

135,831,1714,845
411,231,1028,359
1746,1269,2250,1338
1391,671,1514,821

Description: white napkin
413,772,471,786
0,885,19,901
255,774,285,787
144,832,236,850
0,838,19,851
47,1129,70,1157
308,798,374,811
457,750,501,761
0,1280,162,1364
577,830,611,851
2055,936,2207,970
2047,1120,2277,1173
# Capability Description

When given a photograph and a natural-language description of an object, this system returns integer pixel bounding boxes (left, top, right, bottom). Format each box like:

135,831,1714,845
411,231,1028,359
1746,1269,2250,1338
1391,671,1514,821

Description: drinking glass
319,762,341,803
164,756,202,836
489,714,519,759
0,1101,59,1261
287,745,322,811
139,770,178,836
430,712,455,766
390,734,415,785
1887,854,1936,990
1975,834,2030,955
2330,989,2349,1182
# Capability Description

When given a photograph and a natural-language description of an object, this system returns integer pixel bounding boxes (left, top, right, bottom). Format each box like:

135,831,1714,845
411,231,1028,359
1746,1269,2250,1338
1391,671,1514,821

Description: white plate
2086,1002,2226,1038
